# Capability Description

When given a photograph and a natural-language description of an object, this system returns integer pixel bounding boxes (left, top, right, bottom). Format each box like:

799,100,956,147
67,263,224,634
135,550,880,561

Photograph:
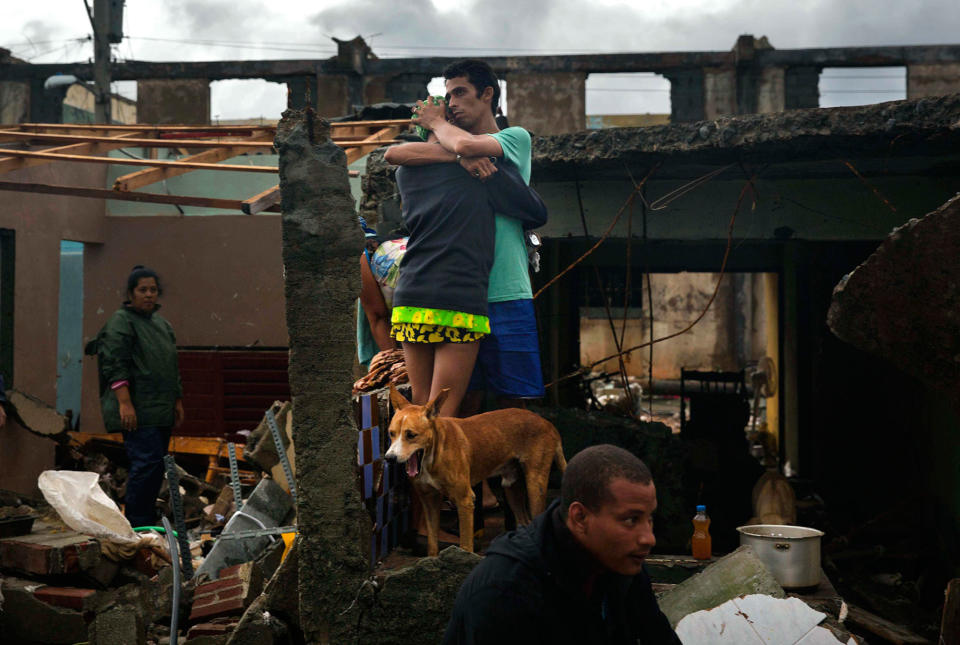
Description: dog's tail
553,443,568,473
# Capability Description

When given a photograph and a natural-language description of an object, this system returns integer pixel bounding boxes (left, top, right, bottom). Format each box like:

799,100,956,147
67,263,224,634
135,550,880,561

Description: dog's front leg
418,486,443,557
452,486,476,553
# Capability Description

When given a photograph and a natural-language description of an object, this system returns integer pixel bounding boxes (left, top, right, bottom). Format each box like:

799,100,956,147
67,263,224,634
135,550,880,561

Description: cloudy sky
3,0,959,119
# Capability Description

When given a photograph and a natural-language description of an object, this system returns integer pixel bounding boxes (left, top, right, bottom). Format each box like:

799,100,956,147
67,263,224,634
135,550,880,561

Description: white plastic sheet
38,470,141,547
675,594,857,645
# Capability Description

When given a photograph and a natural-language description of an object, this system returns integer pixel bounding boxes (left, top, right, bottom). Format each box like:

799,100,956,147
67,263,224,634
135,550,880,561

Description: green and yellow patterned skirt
390,306,489,344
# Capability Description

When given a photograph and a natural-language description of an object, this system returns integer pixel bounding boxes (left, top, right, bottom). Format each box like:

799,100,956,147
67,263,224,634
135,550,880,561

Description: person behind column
89,265,183,528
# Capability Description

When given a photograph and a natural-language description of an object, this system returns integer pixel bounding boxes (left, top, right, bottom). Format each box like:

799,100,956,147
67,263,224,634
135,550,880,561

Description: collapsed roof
531,93,960,181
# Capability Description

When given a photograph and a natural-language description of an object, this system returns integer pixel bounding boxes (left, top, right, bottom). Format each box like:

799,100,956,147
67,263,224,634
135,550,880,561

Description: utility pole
92,0,111,123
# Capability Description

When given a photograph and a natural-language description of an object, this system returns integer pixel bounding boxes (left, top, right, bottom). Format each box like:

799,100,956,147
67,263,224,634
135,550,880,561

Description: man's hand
0,405,5,429
412,97,447,131
120,401,137,431
174,399,185,429
460,155,498,180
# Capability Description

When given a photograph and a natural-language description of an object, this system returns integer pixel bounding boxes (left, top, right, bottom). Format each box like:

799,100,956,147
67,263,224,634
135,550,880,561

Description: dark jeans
122,425,171,528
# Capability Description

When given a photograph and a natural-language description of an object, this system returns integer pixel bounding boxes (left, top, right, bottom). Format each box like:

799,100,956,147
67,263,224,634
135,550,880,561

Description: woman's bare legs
402,342,435,405
429,342,481,417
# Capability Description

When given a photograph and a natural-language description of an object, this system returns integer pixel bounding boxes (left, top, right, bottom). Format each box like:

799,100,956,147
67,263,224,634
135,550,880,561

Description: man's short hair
443,59,501,116
560,445,653,518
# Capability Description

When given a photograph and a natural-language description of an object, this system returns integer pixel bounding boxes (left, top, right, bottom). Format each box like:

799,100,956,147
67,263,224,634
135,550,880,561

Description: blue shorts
468,299,545,399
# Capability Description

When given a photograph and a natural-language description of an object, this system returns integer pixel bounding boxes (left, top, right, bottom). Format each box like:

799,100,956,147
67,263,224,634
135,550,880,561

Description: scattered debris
193,478,293,582
0,394,302,644
242,402,296,496
3,389,71,441
353,348,408,394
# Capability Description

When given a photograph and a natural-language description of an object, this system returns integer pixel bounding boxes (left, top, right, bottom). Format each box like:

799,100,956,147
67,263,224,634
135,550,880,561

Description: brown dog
386,386,567,556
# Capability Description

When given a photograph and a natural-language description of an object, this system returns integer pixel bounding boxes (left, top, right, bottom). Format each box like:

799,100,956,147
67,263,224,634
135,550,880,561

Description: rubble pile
0,400,303,645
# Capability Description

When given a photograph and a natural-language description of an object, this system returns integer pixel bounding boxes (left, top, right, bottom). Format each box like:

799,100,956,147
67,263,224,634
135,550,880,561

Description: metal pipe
162,516,181,645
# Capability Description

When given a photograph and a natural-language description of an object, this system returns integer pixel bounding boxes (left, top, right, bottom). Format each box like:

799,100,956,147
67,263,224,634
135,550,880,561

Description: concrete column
1,81,29,124
781,243,801,474
704,68,737,119
785,66,820,110
284,77,318,111
28,79,67,124
314,74,350,118
756,67,786,114
137,79,209,124
274,109,367,641
507,71,586,135
907,63,960,99
385,73,433,103
664,68,705,123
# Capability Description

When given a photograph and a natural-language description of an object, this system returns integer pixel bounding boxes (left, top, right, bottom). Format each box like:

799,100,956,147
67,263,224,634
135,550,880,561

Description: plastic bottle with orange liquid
692,504,712,560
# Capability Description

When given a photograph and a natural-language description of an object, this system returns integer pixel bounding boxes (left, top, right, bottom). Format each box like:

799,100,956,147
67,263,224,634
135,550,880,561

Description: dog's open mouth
406,449,424,478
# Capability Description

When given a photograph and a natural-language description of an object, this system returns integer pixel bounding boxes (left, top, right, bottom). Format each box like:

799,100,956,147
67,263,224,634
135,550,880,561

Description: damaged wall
79,215,287,433
0,161,106,493
507,71,586,135
136,79,211,125
580,272,769,380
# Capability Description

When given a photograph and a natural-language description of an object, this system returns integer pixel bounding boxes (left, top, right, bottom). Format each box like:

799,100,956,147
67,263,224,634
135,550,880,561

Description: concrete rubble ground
0,389,302,644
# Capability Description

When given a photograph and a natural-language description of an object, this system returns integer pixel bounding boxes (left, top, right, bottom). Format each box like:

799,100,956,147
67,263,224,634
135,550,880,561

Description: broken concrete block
91,605,146,645
193,478,292,581
5,389,70,440
242,402,296,495
828,193,960,403
0,525,101,577
657,545,785,627
190,561,264,622
33,585,99,611
0,576,89,643
227,535,302,645
187,616,241,639
354,546,483,643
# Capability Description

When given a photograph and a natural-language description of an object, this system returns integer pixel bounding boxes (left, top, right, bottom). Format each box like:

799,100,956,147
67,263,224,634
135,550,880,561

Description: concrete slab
658,545,785,627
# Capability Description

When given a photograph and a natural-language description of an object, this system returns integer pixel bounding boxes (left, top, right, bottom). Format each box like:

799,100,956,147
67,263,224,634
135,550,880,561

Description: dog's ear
389,385,410,411
424,388,450,419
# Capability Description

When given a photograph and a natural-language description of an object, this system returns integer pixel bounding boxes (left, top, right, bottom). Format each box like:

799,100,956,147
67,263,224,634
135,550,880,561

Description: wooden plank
241,184,281,215
0,131,145,175
0,180,282,212
329,119,412,129
0,148,278,173
15,123,274,134
846,604,930,644
345,126,402,164
69,431,248,453
0,130,277,149
943,578,960,645
113,132,275,191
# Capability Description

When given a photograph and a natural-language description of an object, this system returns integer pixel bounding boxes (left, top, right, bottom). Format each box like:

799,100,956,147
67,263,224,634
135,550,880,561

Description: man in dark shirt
443,444,681,645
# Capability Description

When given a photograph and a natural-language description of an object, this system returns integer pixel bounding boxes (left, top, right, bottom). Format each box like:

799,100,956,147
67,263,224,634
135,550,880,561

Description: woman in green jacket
93,266,183,528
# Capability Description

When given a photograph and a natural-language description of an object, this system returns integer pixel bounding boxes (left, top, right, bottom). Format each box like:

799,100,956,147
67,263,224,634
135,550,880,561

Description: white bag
38,470,141,547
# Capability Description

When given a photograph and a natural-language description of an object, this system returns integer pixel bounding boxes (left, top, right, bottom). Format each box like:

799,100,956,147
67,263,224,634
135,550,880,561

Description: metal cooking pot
736,524,824,589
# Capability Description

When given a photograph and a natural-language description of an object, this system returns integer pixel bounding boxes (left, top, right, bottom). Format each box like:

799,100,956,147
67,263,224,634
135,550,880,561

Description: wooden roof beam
0,148,279,174
113,133,276,192
0,131,146,175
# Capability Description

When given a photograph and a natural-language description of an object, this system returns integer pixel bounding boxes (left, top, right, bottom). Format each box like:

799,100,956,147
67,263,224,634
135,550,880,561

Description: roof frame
0,120,407,214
